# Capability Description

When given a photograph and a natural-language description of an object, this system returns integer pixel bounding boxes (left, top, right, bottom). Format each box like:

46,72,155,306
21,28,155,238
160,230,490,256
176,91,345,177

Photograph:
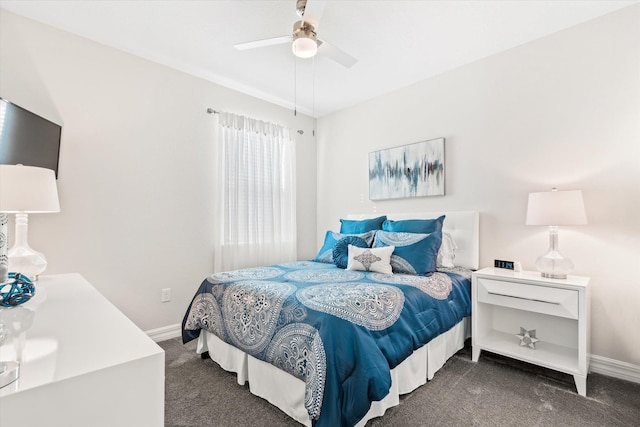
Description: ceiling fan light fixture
292,20,318,58
292,37,317,58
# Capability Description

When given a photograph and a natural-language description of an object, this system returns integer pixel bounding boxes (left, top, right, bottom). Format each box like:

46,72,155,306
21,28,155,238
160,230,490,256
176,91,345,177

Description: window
214,113,296,270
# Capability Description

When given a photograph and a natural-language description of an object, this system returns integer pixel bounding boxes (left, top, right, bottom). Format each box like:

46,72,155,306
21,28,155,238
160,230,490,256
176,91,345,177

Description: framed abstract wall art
369,138,445,200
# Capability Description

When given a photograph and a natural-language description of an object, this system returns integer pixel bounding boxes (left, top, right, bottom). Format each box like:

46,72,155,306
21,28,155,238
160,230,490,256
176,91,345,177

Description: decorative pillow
381,215,445,234
437,232,458,268
314,230,376,264
339,215,387,234
333,236,369,269
346,245,394,274
373,230,443,275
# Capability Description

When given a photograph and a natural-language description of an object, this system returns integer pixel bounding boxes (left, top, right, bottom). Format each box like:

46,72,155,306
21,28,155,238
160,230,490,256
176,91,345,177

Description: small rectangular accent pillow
314,230,376,264
437,232,458,268
381,215,445,234
346,244,394,274
339,215,387,234
373,230,442,275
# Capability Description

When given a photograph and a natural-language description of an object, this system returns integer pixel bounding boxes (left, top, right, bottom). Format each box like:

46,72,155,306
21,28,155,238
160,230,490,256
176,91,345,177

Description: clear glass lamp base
536,250,573,279
535,226,573,279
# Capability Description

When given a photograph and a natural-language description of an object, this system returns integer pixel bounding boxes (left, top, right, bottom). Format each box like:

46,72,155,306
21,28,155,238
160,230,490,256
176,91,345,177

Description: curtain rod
207,107,305,135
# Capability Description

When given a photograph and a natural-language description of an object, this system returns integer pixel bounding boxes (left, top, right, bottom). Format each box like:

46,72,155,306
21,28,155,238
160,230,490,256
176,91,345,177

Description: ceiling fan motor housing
292,20,317,42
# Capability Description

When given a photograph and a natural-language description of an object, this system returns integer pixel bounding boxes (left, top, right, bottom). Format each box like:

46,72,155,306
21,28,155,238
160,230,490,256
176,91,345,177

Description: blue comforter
182,261,471,427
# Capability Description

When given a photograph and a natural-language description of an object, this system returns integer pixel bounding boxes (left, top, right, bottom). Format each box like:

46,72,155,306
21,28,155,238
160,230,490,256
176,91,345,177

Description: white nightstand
471,267,590,396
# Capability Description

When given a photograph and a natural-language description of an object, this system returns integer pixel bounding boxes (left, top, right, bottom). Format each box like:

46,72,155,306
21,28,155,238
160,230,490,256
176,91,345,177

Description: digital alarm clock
494,259,515,270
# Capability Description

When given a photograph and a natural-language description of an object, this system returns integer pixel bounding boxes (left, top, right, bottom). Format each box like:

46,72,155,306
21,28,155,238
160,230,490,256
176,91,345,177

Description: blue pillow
339,215,387,233
381,215,445,234
373,230,442,275
332,236,369,269
314,230,376,264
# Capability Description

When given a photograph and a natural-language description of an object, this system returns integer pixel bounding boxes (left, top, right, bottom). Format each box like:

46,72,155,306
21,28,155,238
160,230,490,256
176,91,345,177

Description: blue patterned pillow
339,215,387,233
332,236,369,269
373,230,443,275
381,215,445,234
314,230,376,264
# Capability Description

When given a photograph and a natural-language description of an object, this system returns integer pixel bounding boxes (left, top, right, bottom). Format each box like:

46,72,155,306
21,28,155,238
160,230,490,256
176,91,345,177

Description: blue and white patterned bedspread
182,261,471,427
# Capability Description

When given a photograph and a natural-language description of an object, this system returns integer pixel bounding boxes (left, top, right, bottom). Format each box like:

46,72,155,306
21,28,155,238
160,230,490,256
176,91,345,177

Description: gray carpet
161,337,640,426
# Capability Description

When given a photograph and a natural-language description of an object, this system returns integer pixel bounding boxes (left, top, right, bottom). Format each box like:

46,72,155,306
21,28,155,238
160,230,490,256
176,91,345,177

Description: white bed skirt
196,317,470,426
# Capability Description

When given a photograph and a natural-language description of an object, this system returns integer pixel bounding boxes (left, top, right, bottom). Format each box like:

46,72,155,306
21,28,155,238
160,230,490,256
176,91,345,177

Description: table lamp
0,165,58,388
526,188,587,279
0,164,60,282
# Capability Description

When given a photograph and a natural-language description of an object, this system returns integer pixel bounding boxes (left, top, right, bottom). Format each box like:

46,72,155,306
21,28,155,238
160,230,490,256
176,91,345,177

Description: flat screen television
0,97,62,178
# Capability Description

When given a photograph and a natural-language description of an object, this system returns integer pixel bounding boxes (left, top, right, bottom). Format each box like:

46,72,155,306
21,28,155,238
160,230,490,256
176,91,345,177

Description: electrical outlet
161,288,171,303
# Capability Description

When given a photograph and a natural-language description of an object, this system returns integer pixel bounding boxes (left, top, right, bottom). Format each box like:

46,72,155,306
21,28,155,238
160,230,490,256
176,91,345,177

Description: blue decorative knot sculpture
0,273,35,307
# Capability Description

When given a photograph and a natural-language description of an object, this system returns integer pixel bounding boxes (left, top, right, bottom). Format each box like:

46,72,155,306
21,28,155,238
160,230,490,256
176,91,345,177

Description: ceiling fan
233,0,358,68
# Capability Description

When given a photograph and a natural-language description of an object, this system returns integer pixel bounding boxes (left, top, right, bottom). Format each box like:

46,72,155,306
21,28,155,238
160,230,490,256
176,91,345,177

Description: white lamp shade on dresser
0,165,60,213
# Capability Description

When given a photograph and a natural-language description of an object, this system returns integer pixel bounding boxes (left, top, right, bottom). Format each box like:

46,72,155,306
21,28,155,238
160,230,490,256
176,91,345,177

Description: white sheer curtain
213,112,297,271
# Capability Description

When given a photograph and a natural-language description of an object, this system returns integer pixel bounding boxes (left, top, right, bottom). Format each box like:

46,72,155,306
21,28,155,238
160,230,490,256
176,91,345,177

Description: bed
182,211,479,427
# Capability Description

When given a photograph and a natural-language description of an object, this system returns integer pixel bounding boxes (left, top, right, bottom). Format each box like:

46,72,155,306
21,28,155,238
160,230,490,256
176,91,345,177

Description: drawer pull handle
487,291,560,305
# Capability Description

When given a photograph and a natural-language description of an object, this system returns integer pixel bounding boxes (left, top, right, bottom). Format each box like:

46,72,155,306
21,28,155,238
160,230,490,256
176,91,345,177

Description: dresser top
0,273,164,397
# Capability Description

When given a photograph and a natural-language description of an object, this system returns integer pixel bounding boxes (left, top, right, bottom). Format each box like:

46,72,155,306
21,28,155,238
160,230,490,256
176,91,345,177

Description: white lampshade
526,189,587,226
292,36,318,58
0,165,60,213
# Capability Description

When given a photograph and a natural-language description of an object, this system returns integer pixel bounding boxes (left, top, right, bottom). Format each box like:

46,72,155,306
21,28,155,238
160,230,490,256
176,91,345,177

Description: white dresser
471,267,590,396
0,273,165,426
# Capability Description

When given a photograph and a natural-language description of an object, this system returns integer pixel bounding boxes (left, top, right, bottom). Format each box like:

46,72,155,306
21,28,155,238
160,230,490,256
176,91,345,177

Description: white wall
0,10,317,332
317,5,640,366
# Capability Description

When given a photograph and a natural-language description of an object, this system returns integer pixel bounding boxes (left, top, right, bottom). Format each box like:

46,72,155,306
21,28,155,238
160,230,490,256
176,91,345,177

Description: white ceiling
0,0,636,117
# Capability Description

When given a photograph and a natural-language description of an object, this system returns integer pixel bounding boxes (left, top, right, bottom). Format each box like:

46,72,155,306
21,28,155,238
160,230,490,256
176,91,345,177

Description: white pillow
346,244,394,274
437,232,458,268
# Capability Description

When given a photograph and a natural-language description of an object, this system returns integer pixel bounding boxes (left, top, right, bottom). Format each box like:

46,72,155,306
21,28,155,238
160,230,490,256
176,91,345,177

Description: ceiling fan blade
318,40,358,68
300,0,326,29
234,35,292,51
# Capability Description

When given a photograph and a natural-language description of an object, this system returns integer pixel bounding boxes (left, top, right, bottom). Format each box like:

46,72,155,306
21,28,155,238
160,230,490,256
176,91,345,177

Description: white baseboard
145,323,182,343
144,323,640,385
590,354,640,384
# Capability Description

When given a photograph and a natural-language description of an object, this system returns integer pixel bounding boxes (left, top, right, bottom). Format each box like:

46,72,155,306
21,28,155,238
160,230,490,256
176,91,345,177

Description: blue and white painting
369,138,445,200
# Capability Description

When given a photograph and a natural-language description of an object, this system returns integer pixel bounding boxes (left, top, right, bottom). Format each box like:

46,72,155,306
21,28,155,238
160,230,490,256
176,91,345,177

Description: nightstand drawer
476,277,579,319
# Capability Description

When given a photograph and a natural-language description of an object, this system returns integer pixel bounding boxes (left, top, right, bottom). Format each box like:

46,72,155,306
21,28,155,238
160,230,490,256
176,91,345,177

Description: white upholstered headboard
346,211,479,270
